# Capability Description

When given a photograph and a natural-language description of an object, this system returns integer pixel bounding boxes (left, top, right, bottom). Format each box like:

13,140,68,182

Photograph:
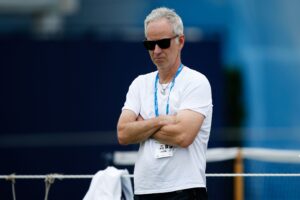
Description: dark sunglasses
143,35,178,50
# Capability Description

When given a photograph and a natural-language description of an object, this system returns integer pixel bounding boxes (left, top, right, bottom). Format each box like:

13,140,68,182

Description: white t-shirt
122,66,213,194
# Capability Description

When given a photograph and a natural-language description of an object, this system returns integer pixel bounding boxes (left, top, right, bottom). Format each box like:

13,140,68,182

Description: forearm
152,124,184,147
152,110,204,148
117,117,162,145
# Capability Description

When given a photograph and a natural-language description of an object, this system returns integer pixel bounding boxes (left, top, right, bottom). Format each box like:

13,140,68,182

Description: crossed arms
117,109,204,148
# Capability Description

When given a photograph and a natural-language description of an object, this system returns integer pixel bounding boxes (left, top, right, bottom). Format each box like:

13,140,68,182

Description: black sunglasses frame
143,35,178,50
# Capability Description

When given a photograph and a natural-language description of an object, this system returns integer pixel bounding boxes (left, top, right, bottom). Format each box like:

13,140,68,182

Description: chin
154,60,166,67
155,63,166,69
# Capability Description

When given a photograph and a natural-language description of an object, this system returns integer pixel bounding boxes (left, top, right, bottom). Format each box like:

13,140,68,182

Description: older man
117,7,212,200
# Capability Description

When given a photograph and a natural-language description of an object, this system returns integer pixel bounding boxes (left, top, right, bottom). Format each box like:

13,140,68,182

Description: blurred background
1,0,300,199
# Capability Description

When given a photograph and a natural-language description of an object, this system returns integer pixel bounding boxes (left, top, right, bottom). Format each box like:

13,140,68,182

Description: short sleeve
179,75,212,117
122,76,141,116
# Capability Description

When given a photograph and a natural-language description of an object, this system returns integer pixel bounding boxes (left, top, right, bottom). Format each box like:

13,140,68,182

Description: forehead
146,18,173,39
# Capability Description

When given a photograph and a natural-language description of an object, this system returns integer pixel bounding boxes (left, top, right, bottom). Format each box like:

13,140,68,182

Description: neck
158,62,181,84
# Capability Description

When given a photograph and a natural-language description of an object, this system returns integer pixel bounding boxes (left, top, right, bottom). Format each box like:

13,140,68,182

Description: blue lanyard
154,64,183,117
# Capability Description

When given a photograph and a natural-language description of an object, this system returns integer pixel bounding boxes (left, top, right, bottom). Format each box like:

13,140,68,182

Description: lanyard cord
154,64,183,117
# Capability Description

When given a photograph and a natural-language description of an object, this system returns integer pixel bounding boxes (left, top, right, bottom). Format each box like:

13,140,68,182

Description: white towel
83,166,133,200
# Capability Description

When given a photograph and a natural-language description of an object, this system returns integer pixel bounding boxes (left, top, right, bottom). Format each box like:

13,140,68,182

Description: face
145,18,184,70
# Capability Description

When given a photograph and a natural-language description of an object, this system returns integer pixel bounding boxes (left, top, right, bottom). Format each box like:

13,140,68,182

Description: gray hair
144,7,184,38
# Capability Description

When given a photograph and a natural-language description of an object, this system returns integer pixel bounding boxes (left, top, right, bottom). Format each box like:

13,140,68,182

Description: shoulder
129,71,157,89
132,71,157,83
182,66,210,86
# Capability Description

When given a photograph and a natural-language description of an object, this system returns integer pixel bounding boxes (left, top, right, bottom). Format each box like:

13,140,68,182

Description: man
117,7,212,200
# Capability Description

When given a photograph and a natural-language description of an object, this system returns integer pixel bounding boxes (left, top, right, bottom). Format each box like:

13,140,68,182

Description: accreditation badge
154,141,175,158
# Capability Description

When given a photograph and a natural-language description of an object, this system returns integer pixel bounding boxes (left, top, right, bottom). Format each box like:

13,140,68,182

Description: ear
178,35,185,49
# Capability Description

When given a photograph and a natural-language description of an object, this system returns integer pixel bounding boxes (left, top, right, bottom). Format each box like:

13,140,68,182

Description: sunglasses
143,35,178,50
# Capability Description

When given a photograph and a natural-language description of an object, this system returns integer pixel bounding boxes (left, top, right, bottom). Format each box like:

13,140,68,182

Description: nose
153,44,162,54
